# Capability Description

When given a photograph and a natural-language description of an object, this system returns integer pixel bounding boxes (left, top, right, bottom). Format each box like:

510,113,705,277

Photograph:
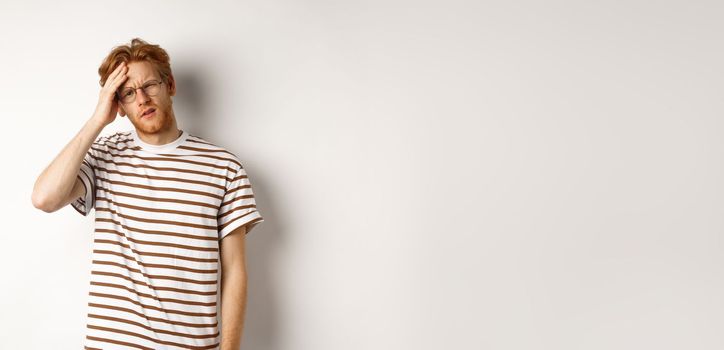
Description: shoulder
88,131,134,159
93,130,134,149
185,133,243,169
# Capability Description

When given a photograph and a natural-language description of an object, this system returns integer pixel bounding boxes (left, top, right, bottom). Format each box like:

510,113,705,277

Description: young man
31,38,264,350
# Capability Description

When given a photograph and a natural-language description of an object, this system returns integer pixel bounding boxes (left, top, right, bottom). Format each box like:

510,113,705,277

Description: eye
123,90,133,97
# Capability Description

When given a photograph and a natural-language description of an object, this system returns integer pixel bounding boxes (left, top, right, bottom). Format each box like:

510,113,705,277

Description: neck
135,119,182,145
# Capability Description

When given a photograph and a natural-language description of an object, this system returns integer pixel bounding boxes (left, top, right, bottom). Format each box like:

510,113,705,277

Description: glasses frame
116,80,165,104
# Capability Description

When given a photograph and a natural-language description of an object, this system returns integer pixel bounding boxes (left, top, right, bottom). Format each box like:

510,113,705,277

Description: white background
1,0,723,349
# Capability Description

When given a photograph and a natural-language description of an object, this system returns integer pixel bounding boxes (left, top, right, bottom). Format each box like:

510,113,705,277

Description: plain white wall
1,0,723,349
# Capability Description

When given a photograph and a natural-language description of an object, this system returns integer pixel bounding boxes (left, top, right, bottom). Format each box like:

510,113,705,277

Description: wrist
87,116,108,130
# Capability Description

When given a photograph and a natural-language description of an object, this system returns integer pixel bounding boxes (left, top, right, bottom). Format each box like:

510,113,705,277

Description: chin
133,113,172,134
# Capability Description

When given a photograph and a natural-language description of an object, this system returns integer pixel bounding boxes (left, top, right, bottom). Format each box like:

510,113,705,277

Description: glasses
116,80,164,104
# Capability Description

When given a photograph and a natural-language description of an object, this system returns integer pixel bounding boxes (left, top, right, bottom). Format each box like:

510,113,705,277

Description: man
31,38,264,350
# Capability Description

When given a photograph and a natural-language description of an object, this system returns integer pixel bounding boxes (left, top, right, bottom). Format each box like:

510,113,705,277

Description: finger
108,67,128,89
109,75,128,100
113,70,128,87
107,62,126,80
107,64,122,80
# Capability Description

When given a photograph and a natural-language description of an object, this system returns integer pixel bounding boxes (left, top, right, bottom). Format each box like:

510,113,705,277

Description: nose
135,88,151,105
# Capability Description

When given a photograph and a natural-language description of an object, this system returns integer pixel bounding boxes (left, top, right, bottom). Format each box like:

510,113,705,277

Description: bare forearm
220,270,248,350
31,117,105,211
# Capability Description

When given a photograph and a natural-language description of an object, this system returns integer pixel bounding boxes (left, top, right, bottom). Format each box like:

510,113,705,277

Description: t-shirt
72,129,264,349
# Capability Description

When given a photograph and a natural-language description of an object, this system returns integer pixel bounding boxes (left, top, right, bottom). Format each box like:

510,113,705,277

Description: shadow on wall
173,64,282,350
173,68,209,136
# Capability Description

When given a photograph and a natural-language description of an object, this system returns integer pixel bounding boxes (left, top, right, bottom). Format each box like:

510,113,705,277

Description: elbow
31,191,59,213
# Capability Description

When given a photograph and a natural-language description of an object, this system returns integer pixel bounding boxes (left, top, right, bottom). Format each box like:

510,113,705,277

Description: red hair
97,38,172,87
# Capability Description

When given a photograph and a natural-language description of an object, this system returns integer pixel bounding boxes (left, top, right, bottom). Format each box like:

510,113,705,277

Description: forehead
120,61,161,89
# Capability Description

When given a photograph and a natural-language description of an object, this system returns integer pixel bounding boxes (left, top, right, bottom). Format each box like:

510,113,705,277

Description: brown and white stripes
73,129,263,349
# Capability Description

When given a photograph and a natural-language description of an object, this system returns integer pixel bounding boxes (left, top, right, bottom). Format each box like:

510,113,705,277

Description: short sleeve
70,147,97,216
218,161,264,240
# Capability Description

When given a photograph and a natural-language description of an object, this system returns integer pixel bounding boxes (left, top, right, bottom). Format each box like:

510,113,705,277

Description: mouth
141,108,156,119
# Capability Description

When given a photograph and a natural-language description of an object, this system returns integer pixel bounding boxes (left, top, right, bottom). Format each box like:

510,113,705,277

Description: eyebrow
120,78,158,90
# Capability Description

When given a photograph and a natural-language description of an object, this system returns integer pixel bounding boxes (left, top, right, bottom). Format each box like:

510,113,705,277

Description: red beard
131,108,173,135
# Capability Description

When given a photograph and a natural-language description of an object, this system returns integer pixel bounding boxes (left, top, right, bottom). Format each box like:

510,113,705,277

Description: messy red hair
97,38,172,87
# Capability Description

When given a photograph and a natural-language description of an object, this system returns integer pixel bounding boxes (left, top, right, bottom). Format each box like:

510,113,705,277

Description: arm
31,118,106,212
31,61,128,212
219,224,248,350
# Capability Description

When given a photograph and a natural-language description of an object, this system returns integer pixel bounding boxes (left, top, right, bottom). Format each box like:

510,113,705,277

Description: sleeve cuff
218,209,264,240
70,168,94,216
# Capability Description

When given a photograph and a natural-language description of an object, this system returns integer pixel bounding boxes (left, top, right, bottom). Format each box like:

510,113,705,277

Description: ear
167,73,176,97
117,98,127,117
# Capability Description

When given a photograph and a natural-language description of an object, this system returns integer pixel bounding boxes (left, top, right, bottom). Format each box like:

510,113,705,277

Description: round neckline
130,129,189,154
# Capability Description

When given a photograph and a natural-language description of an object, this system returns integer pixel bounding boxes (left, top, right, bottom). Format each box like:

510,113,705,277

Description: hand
91,62,128,127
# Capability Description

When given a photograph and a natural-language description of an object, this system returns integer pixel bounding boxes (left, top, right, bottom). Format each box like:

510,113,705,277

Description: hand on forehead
120,61,161,90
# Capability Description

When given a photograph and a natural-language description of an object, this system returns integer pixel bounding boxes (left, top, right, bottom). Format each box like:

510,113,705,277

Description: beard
130,106,174,135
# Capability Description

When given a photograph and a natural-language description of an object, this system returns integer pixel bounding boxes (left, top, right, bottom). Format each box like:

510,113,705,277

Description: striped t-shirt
72,129,264,350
